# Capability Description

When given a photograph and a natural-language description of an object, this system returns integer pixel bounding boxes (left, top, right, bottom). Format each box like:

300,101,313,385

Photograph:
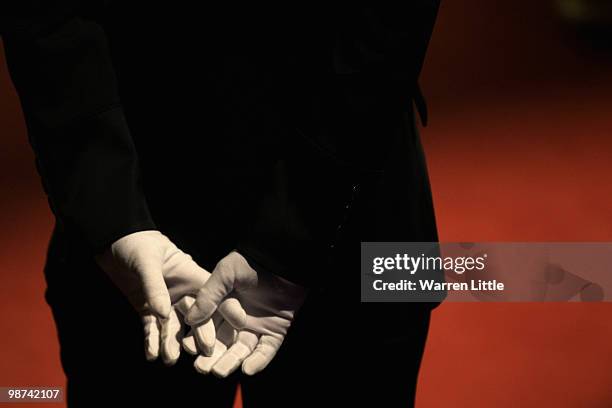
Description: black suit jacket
2,1,440,287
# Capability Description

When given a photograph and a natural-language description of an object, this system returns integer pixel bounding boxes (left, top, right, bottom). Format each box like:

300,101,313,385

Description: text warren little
373,279,505,291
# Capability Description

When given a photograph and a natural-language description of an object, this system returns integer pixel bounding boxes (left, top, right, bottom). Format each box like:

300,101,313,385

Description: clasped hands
96,230,307,377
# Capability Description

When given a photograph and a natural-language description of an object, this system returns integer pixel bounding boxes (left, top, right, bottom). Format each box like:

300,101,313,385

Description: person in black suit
2,2,441,406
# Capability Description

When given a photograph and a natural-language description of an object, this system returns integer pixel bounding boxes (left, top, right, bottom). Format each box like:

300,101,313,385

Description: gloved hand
95,230,245,359
185,251,307,377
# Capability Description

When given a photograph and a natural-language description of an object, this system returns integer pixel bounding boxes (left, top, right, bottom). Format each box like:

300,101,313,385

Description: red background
1,1,611,406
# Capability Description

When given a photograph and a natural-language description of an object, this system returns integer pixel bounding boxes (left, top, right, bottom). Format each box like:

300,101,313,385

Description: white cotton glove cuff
241,269,307,338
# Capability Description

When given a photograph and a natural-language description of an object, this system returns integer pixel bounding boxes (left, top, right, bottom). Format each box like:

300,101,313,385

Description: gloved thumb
185,266,233,325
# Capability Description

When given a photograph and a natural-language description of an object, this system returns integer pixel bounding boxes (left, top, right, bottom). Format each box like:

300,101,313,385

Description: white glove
185,251,307,377
95,230,245,359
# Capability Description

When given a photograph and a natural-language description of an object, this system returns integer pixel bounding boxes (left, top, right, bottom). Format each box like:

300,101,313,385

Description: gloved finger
192,316,217,357
217,296,247,330
188,318,236,357
139,258,171,319
242,335,284,375
142,314,160,361
185,260,236,325
217,320,238,347
160,307,183,366
211,331,258,378
194,339,227,375
182,329,198,355
176,297,200,355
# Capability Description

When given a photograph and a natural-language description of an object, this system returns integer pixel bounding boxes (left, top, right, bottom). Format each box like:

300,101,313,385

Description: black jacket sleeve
1,2,155,253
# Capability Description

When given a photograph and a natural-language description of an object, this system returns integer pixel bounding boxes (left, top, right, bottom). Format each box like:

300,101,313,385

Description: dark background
1,1,611,407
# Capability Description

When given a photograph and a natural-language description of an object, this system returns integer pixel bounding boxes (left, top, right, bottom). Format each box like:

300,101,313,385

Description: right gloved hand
95,230,245,359
184,251,308,377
